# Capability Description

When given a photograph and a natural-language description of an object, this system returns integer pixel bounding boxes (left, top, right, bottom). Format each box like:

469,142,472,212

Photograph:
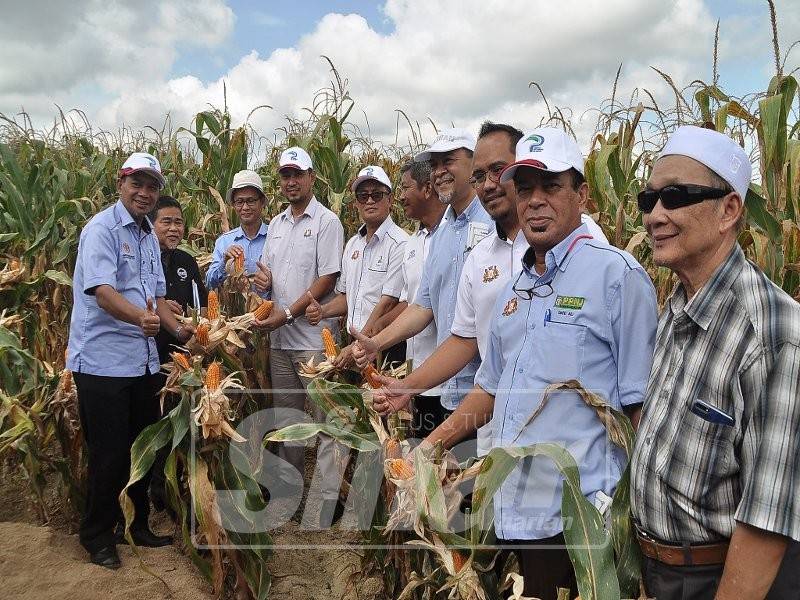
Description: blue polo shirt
66,200,166,377
474,224,657,540
414,196,493,410
206,223,269,298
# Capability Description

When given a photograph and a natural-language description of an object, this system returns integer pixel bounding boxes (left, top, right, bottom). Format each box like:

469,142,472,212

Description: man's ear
719,192,744,235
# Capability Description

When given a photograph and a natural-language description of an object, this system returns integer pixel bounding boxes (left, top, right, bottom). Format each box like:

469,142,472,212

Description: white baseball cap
351,165,392,192
119,152,165,188
226,169,265,203
279,146,313,171
500,127,585,182
415,127,477,161
659,125,751,199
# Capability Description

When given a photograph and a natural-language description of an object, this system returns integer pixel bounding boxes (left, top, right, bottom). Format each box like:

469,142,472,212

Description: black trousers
643,540,800,600
500,534,578,600
74,371,162,553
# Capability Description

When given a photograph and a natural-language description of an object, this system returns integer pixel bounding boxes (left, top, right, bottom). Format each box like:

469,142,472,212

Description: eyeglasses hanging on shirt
512,234,593,300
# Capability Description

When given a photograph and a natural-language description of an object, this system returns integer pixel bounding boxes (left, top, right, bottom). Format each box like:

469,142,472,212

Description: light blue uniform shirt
474,224,657,540
66,200,166,377
414,196,493,410
206,223,270,298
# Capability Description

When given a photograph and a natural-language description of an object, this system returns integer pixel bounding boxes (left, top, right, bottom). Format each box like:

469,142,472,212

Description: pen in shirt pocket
544,308,551,327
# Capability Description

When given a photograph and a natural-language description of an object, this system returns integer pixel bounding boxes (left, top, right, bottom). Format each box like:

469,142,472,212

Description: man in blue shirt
352,128,493,427
206,169,269,297
66,153,194,569
415,128,658,599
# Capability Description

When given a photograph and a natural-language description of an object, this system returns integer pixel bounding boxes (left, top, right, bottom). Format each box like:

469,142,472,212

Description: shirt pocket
531,321,586,383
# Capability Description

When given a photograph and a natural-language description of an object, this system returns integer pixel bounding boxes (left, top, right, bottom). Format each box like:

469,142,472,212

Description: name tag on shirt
466,222,490,252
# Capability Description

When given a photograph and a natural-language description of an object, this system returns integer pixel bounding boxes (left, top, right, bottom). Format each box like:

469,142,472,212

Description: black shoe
319,499,346,528
90,545,121,569
117,528,173,548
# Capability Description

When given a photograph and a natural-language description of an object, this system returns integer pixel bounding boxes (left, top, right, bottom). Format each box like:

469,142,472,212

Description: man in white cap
352,127,493,431
305,166,408,370
206,169,269,297
631,125,800,599
253,146,345,526
408,127,658,599
66,152,194,568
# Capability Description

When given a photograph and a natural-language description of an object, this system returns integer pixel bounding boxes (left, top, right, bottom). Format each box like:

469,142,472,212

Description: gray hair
400,160,432,188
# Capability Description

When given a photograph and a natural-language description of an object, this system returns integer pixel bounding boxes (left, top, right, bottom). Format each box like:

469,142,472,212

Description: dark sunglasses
637,184,729,213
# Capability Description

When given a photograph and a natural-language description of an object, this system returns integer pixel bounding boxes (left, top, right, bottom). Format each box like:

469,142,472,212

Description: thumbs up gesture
254,260,272,293
141,297,161,337
349,326,379,368
305,291,323,326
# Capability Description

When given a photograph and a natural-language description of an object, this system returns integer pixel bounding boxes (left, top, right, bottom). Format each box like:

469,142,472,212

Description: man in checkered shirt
631,126,800,599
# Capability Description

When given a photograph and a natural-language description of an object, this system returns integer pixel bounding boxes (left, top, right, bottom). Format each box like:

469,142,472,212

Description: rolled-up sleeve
317,216,344,277
609,267,657,407
206,235,227,290
380,238,406,299
736,342,800,541
81,225,117,294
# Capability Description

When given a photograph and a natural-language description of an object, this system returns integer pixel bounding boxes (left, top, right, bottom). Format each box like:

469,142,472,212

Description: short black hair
569,168,585,191
478,121,524,154
150,195,182,221
400,160,432,188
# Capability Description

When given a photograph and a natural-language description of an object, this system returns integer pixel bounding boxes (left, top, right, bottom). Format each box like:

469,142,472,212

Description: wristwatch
284,307,295,325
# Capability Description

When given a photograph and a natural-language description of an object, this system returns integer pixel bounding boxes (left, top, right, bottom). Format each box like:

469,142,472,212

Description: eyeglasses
355,190,391,204
637,184,729,213
232,198,262,208
512,271,554,300
469,164,506,188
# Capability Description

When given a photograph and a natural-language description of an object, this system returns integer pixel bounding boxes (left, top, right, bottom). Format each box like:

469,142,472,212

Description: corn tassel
205,361,222,391
387,458,414,480
207,290,220,320
252,300,274,320
321,327,337,360
363,364,381,388
195,323,209,346
172,352,191,371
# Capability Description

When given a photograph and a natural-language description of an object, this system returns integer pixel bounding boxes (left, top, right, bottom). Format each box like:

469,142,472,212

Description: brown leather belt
636,530,728,566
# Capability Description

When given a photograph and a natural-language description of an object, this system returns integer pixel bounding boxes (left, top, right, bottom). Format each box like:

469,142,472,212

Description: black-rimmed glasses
512,270,554,300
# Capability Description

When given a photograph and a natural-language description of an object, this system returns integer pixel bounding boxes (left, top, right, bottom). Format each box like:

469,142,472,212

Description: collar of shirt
521,223,591,279
278,195,320,223
357,215,395,242
668,244,745,332
444,195,483,226
113,199,153,234
232,222,269,241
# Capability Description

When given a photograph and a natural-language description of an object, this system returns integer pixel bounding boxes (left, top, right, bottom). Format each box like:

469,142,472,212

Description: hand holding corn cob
349,326,379,369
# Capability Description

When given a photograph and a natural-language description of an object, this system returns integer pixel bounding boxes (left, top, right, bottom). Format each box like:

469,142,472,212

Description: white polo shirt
400,224,440,396
335,216,408,332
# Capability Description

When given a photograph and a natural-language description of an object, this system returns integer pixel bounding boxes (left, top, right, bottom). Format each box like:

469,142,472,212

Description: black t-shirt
156,248,208,363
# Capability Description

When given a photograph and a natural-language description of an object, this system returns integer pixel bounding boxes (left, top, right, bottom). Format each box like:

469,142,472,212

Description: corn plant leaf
745,188,782,241
263,422,379,451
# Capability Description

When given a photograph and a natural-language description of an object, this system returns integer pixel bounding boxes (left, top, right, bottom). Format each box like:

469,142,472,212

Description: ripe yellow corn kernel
387,458,414,480
205,361,222,391
386,438,402,460
321,327,337,359
362,364,381,388
235,253,244,274
172,352,191,371
195,323,210,346
252,300,274,320
207,290,220,320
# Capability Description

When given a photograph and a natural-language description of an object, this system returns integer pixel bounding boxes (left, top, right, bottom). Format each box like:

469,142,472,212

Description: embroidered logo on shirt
502,297,518,316
121,242,132,254
408,249,416,259
304,228,312,237
554,295,585,310
482,265,500,283
351,250,360,260
176,267,188,281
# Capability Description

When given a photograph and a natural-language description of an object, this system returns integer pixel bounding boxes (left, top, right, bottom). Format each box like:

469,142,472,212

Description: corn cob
252,300,274,320
205,361,222,391
195,323,209,346
452,551,467,573
172,351,191,371
234,253,244,274
387,458,414,480
61,370,73,393
363,364,382,388
385,438,402,460
207,290,220,320
321,327,337,360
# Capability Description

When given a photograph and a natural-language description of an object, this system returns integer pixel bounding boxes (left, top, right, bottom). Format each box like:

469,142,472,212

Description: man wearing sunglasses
631,125,800,599
408,127,658,599
306,166,408,371
206,169,270,298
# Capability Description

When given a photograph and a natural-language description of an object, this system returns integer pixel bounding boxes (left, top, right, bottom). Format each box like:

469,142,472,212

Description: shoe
90,545,121,569
319,499,346,528
117,528,173,547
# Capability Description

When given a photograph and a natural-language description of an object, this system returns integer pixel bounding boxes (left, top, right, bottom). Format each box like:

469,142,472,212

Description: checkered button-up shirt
631,245,800,544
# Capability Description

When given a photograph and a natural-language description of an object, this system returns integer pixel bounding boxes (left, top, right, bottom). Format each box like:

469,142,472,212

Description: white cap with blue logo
500,127,584,182
351,165,392,192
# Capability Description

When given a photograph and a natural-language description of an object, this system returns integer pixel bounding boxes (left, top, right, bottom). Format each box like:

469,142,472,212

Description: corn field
1,26,798,600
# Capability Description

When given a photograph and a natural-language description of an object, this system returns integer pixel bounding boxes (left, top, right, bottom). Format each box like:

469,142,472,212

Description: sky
1,0,798,158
